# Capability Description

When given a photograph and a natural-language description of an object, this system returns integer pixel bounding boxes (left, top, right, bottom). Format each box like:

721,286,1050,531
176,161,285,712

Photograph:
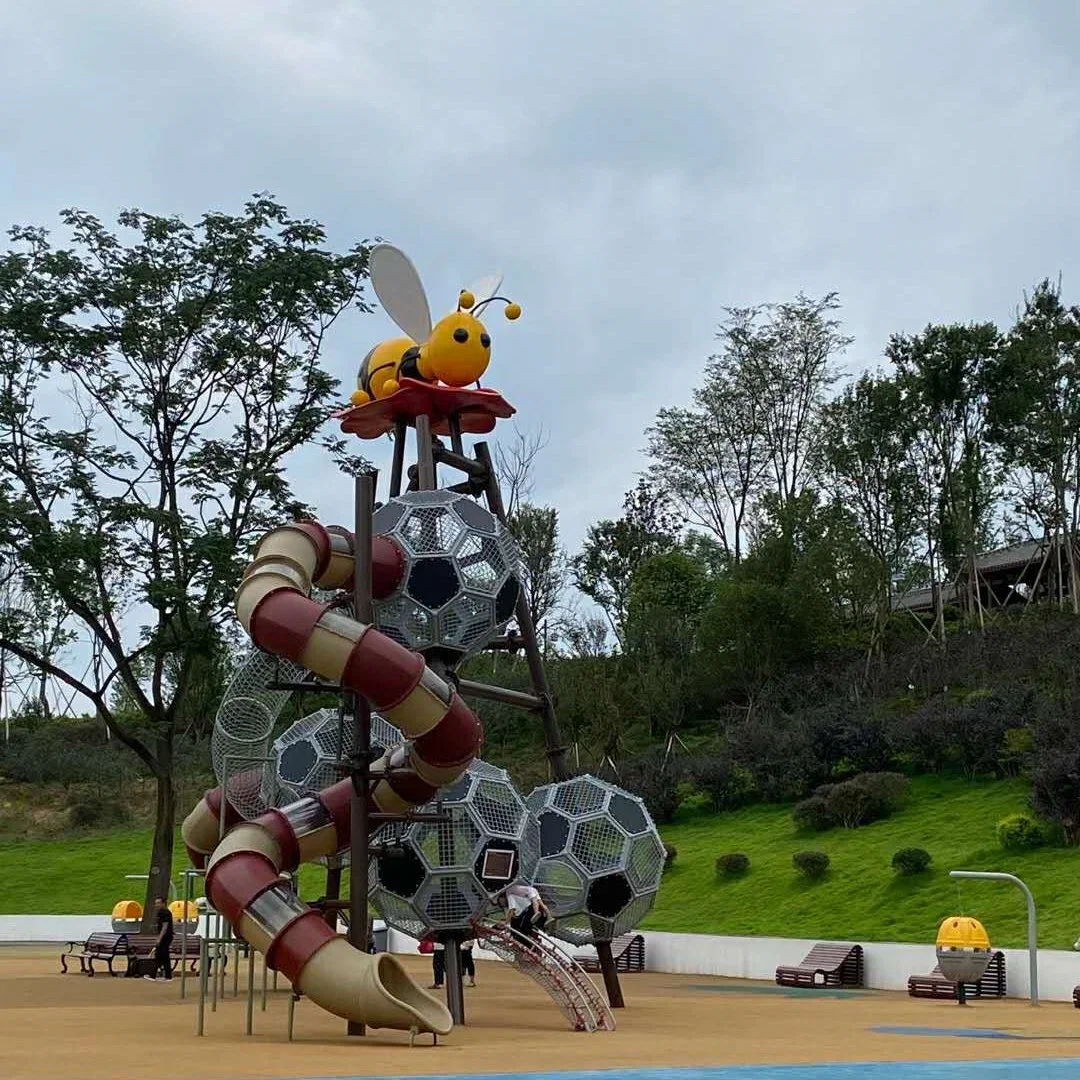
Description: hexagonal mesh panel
371,490,522,663
525,774,664,945
269,709,404,806
367,757,538,935
211,647,307,820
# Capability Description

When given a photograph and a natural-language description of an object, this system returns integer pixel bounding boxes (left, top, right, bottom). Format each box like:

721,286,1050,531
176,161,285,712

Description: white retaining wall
636,931,1080,1003
4,918,1078,1001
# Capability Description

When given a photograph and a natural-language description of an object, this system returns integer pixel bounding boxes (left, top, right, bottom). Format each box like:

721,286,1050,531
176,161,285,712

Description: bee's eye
480,333,491,348
453,328,469,343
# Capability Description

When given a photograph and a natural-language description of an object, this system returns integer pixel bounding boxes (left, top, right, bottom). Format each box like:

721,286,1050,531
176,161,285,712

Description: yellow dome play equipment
111,899,143,934
169,900,200,932
935,916,992,1005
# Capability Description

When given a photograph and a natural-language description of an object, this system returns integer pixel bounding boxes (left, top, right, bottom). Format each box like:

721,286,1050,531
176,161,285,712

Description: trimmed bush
996,813,1046,851
663,843,677,870
715,852,750,878
891,847,932,875
791,771,910,831
792,850,830,879
793,792,834,832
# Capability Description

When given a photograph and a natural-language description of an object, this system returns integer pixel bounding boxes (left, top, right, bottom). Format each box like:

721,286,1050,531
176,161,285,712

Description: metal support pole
448,414,464,457
347,470,376,1037
949,870,1039,1005
473,441,569,781
196,935,209,1036
455,677,543,711
415,414,436,489
390,417,407,497
594,941,625,1008
444,937,465,1025
261,952,268,1011
210,913,220,1013
246,945,256,1035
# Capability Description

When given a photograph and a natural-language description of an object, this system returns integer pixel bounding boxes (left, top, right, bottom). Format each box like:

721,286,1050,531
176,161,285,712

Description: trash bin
372,919,388,953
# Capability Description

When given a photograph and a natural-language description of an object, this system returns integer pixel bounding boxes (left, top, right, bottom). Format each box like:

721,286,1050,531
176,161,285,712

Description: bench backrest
799,943,860,970
85,933,128,953
610,933,644,957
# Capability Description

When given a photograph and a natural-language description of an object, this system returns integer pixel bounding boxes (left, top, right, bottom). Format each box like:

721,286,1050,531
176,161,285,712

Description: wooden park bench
124,932,209,977
907,951,1006,1000
573,934,646,973
59,932,132,977
775,942,865,989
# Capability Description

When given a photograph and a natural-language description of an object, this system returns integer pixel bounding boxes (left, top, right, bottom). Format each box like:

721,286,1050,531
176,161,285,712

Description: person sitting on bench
144,897,174,982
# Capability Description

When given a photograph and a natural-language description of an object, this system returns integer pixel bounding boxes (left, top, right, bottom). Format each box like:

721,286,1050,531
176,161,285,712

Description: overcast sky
3,0,1080,586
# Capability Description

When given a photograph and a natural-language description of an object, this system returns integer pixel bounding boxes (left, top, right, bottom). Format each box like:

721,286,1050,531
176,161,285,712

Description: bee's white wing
369,243,432,342
467,271,504,309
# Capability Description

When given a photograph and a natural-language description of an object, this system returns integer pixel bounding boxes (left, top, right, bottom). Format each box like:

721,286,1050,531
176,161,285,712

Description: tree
647,330,770,561
507,503,567,649
984,279,1080,610
572,478,679,646
494,424,547,517
647,293,848,561
0,195,371,917
745,293,850,509
888,323,1000,632
817,372,922,656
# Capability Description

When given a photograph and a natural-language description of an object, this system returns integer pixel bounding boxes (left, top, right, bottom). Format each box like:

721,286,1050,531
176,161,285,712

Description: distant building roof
974,539,1047,574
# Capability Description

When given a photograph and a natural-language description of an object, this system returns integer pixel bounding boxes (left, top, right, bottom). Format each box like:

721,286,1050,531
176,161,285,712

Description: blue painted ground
296,1063,1080,1080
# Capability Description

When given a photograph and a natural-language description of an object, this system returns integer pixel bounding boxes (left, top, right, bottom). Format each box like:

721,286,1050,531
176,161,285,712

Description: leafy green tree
647,320,770,560
573,478,678,646
887,322,1000,634
984,279,1080,610
0,195,370,917
817,372,922,656
507,503,567,652
747,292,850,508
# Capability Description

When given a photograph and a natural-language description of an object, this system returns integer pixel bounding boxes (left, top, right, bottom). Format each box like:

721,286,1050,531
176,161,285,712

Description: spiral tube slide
181,520,485,1037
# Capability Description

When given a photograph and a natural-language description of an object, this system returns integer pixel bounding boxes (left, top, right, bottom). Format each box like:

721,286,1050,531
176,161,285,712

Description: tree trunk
141,739,176,931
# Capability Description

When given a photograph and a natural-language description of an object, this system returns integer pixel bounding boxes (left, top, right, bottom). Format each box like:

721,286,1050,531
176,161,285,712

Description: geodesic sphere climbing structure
371,489,522,661
369,759,539,938
526,774,665,946
269,709,404,805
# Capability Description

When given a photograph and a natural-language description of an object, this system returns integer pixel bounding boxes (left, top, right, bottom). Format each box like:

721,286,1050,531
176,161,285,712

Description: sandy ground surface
3,945,1080,1079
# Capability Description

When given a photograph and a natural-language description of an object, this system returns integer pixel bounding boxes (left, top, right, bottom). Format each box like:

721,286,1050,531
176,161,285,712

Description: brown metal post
323,860,342,929
389,417,407,497
594,940,625,1008
475,439,624,1008
415,414,436,489
347,470,377,1036
473,441,569,781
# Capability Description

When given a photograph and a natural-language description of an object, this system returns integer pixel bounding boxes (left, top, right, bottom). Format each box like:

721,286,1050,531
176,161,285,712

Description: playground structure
180,244,663,1043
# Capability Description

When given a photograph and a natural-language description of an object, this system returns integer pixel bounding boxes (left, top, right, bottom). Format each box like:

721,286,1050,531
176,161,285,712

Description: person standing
461,936,477,987
144,897,174,982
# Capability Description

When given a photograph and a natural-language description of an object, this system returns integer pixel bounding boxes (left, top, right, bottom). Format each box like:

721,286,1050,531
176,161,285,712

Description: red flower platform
333,379,516,440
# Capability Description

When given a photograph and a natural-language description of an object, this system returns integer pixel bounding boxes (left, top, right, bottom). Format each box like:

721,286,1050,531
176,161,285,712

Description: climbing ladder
471,920,616,1032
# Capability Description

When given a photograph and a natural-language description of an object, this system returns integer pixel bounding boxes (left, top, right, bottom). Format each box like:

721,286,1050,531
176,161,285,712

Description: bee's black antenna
470,295,513,317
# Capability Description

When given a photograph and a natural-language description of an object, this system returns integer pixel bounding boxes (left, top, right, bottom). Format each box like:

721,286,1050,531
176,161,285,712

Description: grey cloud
1,0,1079,562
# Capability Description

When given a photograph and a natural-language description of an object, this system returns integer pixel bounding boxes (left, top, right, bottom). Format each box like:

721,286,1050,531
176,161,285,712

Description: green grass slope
3,776,1080,951
0,830,327,914
646,775,1080,949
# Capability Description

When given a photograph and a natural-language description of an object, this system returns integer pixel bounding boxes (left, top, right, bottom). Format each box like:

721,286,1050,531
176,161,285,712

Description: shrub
996,814,1046,851
792,792,834,832
663,843,677,870
791,771,909,831
715,852,750,878
891,847,932,875
792,850,830,879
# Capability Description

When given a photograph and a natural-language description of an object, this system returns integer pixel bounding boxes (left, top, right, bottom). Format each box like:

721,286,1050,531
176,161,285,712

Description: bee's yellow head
419,292,521,387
